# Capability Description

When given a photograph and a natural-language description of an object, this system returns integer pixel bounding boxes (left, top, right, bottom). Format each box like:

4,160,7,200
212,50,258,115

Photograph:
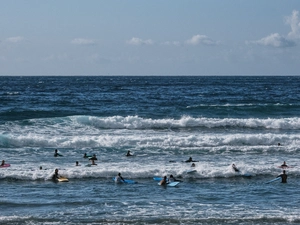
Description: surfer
1,160,5,166
115,173,125,183
191,163,196,167
91,159,97,165
160,176,167,185
280,161,288,169
126,150,133,156
169,175,181,182
232,164,240,172
75,161,80,166
89,154,97,160
83,153,90,158
185,157,198,163
52,169,60,180
54,149,62,157
277,170,287,183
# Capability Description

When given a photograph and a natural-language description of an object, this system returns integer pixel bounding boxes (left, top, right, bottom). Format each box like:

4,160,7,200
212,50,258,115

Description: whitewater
1,76,300,224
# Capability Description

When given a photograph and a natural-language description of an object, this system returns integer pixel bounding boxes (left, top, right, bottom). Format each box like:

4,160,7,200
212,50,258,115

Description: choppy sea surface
1,76,300,224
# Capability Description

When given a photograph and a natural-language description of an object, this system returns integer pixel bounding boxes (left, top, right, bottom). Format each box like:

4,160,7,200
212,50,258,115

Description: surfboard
112,177,137,184
241,173,252,177
158,181,180,187
186,169,197,174
85,164,97,167
265,177,281,184
0,164,10,168
58,177,69,182
278,166,291,169
153,177,163,181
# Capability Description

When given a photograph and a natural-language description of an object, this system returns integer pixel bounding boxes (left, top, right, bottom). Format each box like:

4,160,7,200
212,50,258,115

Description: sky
1,0,300,76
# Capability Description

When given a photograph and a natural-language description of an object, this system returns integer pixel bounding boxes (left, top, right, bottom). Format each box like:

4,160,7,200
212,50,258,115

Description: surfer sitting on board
232,164,240,172
126,150,133,156
115,173,125,183
160,176,167,185
1,160,5,166
277,170,287,183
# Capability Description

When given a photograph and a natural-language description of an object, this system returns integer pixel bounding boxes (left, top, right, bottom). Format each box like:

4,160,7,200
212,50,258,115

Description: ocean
0,76,300,224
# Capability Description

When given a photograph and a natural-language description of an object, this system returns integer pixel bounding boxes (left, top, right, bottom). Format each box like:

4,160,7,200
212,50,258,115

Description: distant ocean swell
2,115,300,130
1,116,299,152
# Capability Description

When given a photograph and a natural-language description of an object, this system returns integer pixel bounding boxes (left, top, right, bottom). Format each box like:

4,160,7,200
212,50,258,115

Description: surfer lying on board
185,157,199,163
232,164,240,172
115,173,125,183
277,170,287,183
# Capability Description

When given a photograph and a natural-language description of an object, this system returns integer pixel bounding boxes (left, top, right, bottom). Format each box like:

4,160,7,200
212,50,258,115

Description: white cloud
6,36,24,43
161,41,181,46
71,38,96,45
286,10,300,39
185,34,219,46
249,10,300,48
249,33,296,48
126,37,154,46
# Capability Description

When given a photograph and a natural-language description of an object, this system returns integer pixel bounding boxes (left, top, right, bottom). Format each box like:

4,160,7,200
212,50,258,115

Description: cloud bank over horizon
0,1,300,76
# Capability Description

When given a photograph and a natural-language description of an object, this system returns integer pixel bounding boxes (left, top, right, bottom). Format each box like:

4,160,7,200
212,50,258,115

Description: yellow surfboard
58,177,69,182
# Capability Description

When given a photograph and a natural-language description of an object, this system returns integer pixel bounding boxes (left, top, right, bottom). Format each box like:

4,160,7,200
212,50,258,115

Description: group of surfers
52,149,199,183
232,161,288,183
4,149,287,183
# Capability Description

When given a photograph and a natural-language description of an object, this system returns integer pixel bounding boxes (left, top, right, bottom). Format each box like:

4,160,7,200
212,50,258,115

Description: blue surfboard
265,177,281,184
153,177,163,181
113,177,137,184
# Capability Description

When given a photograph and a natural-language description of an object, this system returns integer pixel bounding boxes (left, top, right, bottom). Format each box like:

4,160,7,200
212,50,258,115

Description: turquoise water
1,76,300,224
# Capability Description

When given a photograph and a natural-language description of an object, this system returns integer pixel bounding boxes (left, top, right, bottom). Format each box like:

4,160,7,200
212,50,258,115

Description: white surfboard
158,181,180,187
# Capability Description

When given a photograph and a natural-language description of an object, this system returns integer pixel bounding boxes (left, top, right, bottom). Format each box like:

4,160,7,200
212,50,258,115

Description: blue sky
1,0,300,75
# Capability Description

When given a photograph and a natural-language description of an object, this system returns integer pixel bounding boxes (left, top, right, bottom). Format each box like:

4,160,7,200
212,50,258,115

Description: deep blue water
0,76,300,224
